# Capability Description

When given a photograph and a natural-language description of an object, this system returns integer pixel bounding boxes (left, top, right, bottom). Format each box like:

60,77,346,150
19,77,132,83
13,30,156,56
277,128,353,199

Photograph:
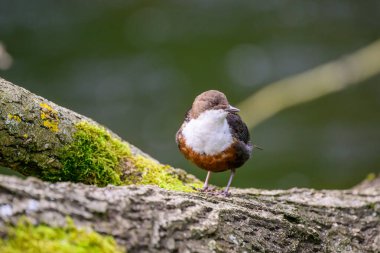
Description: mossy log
0,175,378,252
0,77,379,252
0,77,200,190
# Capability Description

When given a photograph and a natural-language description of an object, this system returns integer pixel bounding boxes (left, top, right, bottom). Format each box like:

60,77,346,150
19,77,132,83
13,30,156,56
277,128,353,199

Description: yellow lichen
39,103,59,132
42,120,59,132
7,114,22,123
366,173,376,181
39,102,54,111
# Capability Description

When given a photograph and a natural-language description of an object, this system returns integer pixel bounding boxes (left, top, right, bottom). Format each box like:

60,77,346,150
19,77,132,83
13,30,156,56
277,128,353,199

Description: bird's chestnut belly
177,135,242,172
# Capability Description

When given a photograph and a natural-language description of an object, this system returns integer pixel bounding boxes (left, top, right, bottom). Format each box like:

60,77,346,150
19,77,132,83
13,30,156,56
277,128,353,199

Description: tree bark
0,77,196,185
0,76,153,171
0,77,379,252
0,175,378,253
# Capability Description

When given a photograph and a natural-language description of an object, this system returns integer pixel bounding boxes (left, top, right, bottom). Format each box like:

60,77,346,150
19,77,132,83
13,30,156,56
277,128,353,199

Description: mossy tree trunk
0,175,378,252
0,77,379,252
0,77,199,189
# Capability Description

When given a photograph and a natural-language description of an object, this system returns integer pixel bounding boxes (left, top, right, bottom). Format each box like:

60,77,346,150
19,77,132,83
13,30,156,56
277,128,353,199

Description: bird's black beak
226,105,240,113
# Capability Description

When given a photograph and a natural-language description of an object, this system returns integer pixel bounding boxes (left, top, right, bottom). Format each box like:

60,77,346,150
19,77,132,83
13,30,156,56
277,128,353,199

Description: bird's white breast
182,109,233,155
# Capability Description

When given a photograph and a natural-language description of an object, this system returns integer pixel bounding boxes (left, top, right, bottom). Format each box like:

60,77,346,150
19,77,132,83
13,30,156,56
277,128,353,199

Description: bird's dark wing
226,113,250,144
184,109,191,122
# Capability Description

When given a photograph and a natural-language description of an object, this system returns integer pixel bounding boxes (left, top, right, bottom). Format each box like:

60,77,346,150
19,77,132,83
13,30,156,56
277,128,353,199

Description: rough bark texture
1,77,379,252
0,175,379,253
0,77,77,173
0,77,150,169
0,77,195,185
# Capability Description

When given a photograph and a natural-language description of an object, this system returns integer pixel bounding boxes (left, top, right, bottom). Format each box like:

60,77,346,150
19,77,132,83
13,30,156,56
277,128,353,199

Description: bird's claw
218,190,231,197
201,186,217,192
195,187,231,197
194,186,217,193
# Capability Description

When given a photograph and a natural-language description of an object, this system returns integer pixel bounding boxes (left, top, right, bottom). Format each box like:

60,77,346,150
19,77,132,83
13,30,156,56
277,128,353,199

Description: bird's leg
220,169,235,197
201,171,212,191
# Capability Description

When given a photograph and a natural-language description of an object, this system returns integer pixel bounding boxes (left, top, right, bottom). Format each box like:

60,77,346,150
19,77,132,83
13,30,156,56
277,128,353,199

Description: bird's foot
194,186,217,193
217,190,231,197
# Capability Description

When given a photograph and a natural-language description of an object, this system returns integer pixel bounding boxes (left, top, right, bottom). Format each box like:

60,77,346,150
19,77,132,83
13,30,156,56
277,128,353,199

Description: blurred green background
0,0,379,189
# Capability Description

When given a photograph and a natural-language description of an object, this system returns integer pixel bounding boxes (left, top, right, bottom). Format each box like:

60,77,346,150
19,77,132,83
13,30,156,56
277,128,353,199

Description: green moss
127,155,203,192
0,218,124,253
50,121,201,191
49,122,131,186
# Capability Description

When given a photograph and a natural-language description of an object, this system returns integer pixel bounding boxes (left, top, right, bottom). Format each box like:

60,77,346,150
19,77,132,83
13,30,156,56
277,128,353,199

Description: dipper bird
176,90,253,196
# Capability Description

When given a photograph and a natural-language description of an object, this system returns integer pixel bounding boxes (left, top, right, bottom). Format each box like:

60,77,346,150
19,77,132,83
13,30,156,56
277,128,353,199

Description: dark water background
1,0,379,189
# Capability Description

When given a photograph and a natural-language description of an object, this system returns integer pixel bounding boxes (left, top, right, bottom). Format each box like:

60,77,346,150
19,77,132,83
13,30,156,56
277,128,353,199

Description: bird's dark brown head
189,90,238,119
